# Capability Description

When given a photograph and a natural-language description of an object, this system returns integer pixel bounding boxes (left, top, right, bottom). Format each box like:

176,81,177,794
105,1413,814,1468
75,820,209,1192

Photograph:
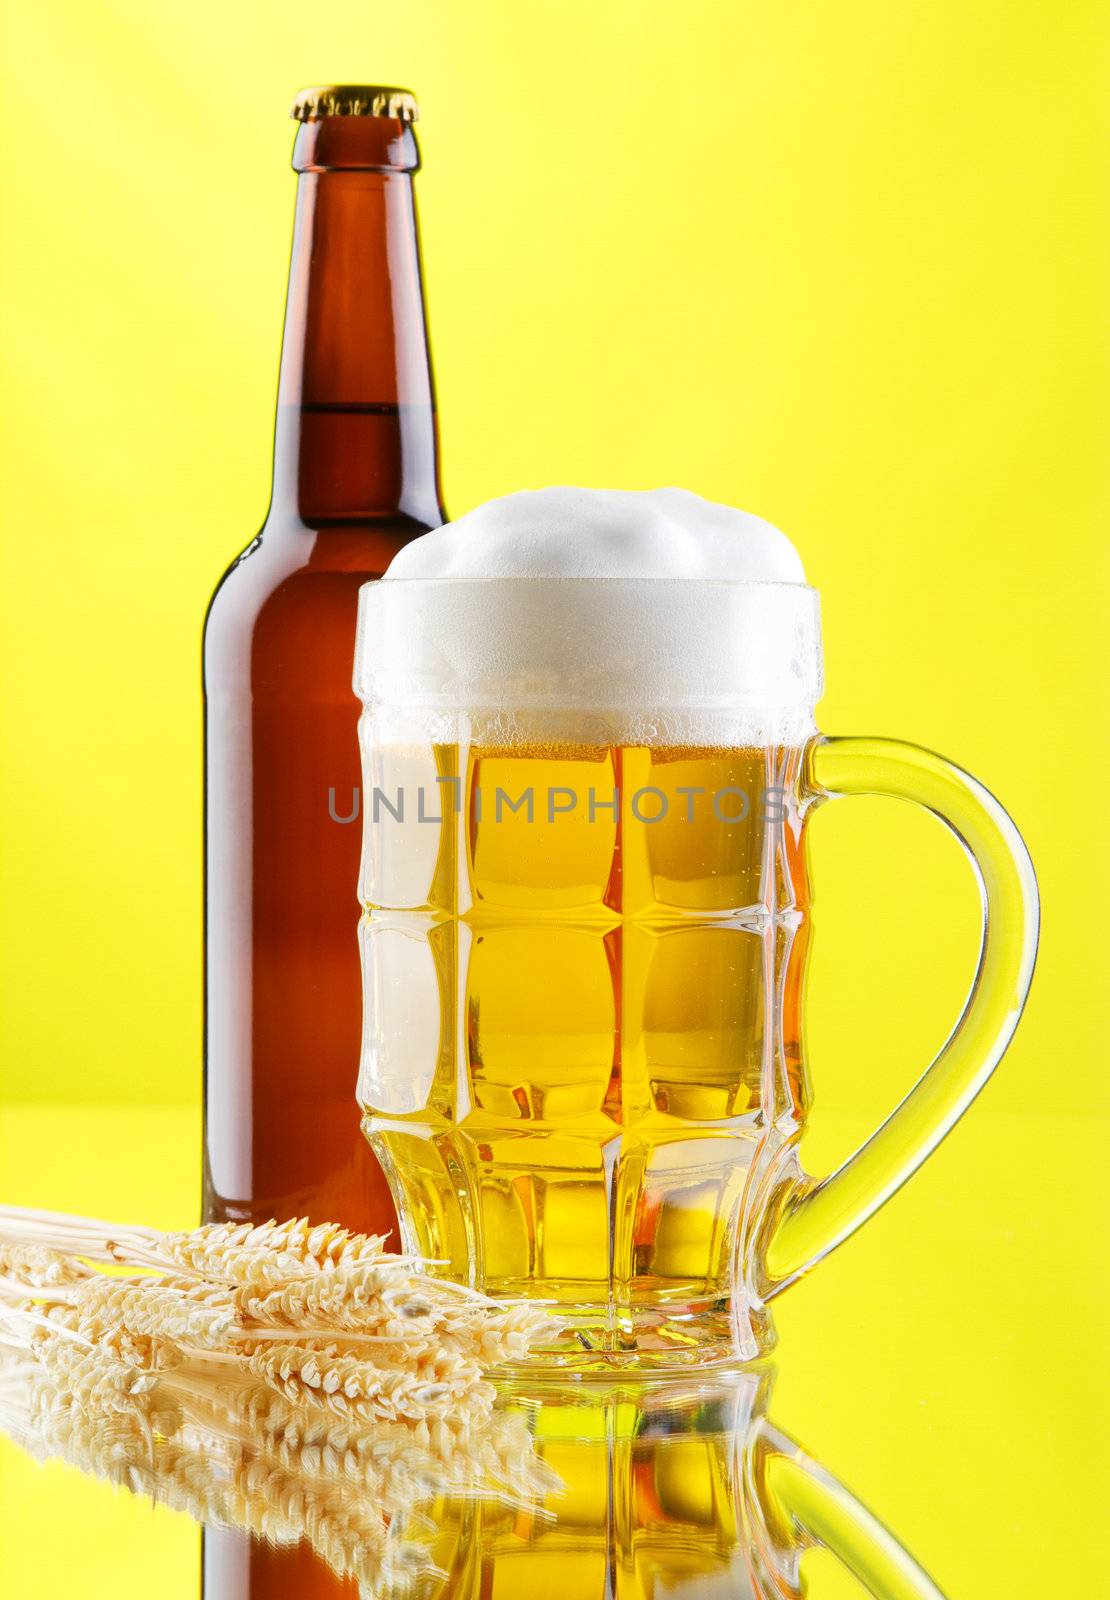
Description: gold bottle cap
290,85,419,124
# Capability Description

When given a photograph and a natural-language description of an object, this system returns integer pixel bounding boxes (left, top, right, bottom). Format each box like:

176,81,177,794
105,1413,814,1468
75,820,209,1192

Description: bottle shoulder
203,516,434,691
207,515,433,612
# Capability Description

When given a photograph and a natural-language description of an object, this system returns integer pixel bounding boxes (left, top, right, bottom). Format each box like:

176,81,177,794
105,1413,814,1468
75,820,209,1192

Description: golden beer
358,737,811,1363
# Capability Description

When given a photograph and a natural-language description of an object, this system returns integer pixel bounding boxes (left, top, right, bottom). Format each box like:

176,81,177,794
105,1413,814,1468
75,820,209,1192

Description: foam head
356,488,822,745
382,486,807,584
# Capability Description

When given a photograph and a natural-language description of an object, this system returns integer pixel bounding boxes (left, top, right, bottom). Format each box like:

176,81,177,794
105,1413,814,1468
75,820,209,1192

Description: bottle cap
290,85,419,123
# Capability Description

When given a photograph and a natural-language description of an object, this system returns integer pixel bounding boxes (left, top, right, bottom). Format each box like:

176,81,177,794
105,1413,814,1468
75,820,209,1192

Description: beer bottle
202,86,445,1235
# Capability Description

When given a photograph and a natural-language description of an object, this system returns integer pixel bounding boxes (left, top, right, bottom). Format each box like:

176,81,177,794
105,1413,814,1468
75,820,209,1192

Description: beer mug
354,490,1038,1367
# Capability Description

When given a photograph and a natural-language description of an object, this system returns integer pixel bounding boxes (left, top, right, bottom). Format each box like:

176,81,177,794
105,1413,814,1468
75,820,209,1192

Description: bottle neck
270,117,444,530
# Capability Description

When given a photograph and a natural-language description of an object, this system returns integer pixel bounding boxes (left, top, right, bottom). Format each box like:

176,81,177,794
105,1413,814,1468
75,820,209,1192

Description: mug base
499,1296,776,1375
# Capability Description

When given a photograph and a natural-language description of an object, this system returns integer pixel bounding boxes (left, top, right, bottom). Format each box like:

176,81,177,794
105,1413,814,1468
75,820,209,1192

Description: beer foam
382,487,807,584
357,488,822,746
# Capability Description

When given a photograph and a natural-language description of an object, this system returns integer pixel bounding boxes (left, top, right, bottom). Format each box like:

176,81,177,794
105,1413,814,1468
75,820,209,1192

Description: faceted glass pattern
358,736,811,1365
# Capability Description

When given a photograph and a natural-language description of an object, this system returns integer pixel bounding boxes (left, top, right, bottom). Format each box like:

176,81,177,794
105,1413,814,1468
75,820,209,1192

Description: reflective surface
1,1105,1104,1599
9,1357,945,1600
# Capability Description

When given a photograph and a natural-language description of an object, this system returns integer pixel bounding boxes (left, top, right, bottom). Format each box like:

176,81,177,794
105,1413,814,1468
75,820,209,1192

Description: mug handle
763,736,1039,1296
756,1421,949,1599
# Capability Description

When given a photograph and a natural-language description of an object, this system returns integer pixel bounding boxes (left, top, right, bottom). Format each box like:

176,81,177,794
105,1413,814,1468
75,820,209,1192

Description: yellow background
0,3,1106,1597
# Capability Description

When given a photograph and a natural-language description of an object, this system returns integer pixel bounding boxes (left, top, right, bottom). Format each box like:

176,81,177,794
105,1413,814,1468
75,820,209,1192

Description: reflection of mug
355,574,1038,1366
423,1372,947,1600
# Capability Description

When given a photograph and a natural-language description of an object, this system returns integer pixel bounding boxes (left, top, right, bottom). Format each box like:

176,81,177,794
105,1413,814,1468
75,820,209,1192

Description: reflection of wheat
0,1205,561,1593
0,1352,436,1591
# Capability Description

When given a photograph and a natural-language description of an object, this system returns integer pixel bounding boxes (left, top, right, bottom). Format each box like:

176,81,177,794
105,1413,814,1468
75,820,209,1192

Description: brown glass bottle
202,1539,358,1600
202,88,445,1236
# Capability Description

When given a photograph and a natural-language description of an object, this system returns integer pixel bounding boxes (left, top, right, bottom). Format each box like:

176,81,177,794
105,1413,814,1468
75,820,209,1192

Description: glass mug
354,576,1038,1367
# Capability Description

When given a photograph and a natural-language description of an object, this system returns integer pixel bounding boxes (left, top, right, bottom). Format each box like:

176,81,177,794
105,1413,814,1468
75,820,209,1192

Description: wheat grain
159,1218,395,1284
33,1300,185,1371
65,1275,236,1349
245,1339,484,1424
0,1242,94,1288
231,1257,408,1327
27,1340,186,1442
